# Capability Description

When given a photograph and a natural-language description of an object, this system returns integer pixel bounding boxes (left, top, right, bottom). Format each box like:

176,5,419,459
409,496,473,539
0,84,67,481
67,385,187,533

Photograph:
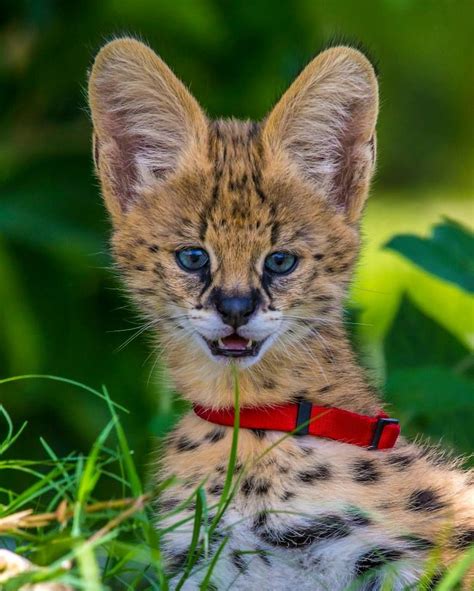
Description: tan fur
89,38,473,589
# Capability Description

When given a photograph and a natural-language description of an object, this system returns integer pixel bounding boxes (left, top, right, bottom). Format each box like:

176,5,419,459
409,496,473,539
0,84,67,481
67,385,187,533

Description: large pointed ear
88,38,207,220
263,47,378,223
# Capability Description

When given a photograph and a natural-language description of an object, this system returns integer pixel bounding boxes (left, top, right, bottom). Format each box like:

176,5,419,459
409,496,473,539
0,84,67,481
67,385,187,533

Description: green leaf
384,295,470,373
385,218,474,293
385,366,474,455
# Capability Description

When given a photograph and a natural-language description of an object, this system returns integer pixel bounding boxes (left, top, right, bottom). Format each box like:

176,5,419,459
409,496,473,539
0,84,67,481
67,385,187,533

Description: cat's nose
214,292,258,328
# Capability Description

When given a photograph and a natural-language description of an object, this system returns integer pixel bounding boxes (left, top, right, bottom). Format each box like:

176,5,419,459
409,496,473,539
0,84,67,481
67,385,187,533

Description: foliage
0,1,473,587
1,376,473,590
382,219,474,458
385,219,474,294
1,0,473,484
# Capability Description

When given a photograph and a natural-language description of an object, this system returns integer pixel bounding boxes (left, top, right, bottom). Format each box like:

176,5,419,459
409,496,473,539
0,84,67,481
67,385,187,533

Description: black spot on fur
354,548,403,576
292,389,310,402
280,490,295,501
252,429,266,440
257,549,271,566
253,511,268,529
353,459,381,484
401,535,435,550
313,253,325,260
169,549,188,571
452,529,474,549
424,570,446,591
407,489,445,512
314,294,333,301
251,171,266,203
241,477,255,496
270,222,280,245
241,476,271,496
209,482,224,496
134,264,146,271
346,509,372,527
318,384,333,393
205,427,226,443
297,464,331,483
255,480,271,495
135,287,155,296
386,453,415,469
159,497,180,512
153,262,164,278
148,244,159,253
231,550,248,573
176,436,199,452
261,515,351,548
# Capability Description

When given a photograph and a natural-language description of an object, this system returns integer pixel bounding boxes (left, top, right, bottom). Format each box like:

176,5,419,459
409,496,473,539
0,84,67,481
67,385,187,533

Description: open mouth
205,334,264,358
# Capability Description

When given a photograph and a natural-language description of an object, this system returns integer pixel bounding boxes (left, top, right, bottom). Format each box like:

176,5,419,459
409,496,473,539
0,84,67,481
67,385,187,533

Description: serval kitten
88,38,473,590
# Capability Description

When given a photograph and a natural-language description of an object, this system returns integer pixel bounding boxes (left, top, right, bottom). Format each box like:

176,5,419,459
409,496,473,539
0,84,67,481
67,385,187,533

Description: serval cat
88,38,473,590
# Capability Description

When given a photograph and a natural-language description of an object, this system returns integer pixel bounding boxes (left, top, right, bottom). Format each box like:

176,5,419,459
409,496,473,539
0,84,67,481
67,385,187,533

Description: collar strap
194,401,400,450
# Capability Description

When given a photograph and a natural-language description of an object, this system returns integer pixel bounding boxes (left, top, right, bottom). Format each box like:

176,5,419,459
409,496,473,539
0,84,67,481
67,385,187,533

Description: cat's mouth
205,334,265,358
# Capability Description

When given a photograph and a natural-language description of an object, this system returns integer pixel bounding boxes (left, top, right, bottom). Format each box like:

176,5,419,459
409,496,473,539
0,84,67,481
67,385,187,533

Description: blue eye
176,247,209,271
264,252,298,275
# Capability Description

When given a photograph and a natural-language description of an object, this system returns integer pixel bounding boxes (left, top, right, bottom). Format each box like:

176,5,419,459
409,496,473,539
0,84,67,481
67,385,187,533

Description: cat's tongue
220,334,250,351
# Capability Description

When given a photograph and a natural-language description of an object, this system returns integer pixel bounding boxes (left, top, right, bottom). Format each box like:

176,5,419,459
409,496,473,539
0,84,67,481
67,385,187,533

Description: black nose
214,292,258,328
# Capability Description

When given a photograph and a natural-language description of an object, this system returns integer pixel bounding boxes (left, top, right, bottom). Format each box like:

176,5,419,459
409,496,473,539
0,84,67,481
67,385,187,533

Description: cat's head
89,38,378,373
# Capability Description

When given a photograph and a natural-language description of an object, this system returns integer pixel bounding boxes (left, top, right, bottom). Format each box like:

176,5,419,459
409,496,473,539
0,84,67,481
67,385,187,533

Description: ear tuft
263,47,379,222
88,38,206,219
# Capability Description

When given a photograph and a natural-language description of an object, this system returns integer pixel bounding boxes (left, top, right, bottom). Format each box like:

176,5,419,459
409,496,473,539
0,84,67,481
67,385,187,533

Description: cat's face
89,39,378,371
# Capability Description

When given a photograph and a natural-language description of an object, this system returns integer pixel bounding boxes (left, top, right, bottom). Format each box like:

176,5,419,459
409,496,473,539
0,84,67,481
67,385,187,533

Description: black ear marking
314,36,380,76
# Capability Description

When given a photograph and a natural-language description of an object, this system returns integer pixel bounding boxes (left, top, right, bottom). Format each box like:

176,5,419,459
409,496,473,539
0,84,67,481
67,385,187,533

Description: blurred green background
1,0,473,487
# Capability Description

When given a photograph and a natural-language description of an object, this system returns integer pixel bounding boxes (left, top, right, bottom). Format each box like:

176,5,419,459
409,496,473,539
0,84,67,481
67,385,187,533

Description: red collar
194,401,400,450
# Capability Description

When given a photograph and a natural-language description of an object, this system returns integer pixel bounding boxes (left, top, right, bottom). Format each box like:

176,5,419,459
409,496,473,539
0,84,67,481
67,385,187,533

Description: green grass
0,375,472,590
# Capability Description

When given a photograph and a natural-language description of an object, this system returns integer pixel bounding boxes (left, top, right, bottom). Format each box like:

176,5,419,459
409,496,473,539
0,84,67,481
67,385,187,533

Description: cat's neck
163,320,382,416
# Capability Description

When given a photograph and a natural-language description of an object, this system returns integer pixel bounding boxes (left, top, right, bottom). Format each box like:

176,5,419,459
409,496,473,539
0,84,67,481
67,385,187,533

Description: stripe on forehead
199,119,267,241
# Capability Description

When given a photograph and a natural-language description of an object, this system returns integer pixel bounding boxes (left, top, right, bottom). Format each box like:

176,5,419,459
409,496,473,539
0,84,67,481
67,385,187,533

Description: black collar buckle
294,401,313,436
369,417,399,450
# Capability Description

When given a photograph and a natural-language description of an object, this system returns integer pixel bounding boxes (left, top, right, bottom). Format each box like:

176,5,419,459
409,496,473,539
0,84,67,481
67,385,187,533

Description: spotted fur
88,38,473,590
